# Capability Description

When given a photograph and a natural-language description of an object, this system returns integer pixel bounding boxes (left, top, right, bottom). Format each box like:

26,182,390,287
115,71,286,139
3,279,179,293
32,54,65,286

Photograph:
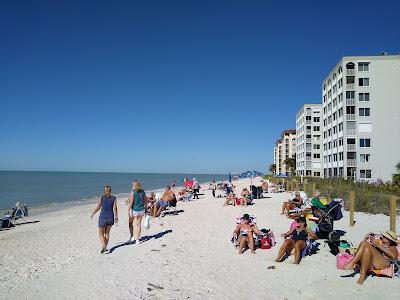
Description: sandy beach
0,177,399,300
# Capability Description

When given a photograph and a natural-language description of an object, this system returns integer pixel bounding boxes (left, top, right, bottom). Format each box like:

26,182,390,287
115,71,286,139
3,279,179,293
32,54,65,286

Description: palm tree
283,156,296,176
269,163,276,175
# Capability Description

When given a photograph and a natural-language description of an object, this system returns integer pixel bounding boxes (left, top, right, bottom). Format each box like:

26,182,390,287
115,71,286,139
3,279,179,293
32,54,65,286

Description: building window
333,126,337,134
338,123,343,132
314,153,320,158
339,152,343,161
339,138,343,146
359,78,370,86
313,144,320,149
358,62,369,71
333,154,337,162
338,108,343,117
359,108,371,116
338,67,342,74
333,112,337,121
360,154,370,162
314,117,320,122
313,126,320,131
338,79,342,88
360,169,372,179
359,93,370,101
360,138,371,147
338,93,343,103
346,91,355,99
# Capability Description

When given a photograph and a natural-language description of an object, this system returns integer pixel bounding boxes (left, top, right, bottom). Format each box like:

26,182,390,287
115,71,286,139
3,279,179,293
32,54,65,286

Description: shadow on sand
108,229,173,254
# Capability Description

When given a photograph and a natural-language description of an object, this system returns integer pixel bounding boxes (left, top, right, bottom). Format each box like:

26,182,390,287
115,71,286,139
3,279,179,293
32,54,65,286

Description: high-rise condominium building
296,104,323,177
322,54,400,182
274,129,296,176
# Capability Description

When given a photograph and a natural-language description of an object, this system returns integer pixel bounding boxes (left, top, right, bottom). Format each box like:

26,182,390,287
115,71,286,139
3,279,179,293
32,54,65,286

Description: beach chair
181,192,193,202
232,215,258,248
11,204,28,225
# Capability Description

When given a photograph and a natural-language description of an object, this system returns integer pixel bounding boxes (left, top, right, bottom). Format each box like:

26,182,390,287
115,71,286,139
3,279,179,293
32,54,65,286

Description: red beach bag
260,236,272,249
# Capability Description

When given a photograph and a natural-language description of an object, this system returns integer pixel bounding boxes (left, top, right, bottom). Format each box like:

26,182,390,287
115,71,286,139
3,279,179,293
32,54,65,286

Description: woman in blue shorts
91,185,118,253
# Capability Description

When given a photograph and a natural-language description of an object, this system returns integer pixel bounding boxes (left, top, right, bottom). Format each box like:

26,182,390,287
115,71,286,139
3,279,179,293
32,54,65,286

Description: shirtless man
154,186,176,217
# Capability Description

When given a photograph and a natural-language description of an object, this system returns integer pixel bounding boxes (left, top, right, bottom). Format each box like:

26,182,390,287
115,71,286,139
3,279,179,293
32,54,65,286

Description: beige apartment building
322,54,400,182
274,129,296,176
296,104,323,177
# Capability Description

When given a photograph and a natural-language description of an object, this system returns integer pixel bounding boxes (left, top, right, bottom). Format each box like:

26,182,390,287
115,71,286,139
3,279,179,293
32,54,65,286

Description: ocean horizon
0,171,227,210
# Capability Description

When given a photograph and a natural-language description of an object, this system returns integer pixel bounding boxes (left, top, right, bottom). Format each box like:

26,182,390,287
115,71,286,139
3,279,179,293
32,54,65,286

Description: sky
1,0,399,174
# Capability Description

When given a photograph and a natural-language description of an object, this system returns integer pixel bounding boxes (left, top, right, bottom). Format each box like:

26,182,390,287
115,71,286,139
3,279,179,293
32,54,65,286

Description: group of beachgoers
231,182,399,285
90,178,399,285
90,181,179,254
90,178,203,254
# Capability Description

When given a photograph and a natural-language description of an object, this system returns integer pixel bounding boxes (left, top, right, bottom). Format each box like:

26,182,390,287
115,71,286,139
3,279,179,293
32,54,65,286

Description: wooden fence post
350,191,355,227
290,180,293,192
390,196,397,234
295,180,298,192
312,183,316,196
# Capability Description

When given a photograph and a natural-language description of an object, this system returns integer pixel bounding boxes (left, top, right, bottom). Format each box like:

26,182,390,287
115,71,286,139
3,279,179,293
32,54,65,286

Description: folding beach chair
11,204,28,225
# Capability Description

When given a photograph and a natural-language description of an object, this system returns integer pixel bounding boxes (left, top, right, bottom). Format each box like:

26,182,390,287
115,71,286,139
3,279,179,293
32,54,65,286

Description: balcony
346,114,356,121
346,69,355,76
306,138,312,143
306,129,312,134
347,159,357,166
346,98,356,106
306,146,312,152
347,144,356,151
347,128,356,135
346,83,355,90
306,120,312,125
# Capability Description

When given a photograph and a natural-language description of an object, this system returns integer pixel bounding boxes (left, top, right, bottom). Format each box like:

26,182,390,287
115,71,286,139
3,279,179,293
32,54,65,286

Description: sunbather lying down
275,217,317,264
233,214,260,254
343,230,398,285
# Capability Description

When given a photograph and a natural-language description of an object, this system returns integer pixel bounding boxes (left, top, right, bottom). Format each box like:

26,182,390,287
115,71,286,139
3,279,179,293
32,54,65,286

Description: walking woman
90,185,118,254
128,180,148,244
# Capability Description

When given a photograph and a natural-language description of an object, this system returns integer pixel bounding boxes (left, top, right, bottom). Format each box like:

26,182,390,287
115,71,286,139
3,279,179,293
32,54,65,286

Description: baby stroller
250,185,262,200
312,199,343,239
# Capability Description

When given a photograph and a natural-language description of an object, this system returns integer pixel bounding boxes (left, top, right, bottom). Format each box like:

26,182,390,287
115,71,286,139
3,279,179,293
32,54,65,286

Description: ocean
0,171,227,210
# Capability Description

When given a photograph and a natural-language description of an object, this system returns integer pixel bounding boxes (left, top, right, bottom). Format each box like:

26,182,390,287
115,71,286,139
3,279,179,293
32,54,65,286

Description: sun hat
381,230,398,243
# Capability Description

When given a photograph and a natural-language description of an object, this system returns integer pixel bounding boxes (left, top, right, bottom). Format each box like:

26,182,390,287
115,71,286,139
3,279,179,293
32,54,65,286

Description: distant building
322,54,400,182
274,129,296,176
296,104,323,177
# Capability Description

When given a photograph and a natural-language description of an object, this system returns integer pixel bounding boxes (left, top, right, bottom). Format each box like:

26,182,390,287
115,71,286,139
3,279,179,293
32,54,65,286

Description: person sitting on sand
90,185,118,254
240,188,251,206
146,192,156,212
233,214,260,254
261,181,268,192
153,186,176,217
343,230,398,285
127,181,148,244
223,191,237,206
281,191,303,215
275,217,316,264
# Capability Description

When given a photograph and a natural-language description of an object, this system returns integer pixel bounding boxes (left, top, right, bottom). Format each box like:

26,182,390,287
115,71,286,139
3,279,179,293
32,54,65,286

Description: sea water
0,171,227,210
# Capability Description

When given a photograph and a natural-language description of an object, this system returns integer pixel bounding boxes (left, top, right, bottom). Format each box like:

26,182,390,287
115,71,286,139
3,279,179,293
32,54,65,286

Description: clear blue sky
1,0,399,174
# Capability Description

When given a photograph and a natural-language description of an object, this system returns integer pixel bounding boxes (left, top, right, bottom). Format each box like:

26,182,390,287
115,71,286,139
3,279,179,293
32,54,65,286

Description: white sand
0,177,399,300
